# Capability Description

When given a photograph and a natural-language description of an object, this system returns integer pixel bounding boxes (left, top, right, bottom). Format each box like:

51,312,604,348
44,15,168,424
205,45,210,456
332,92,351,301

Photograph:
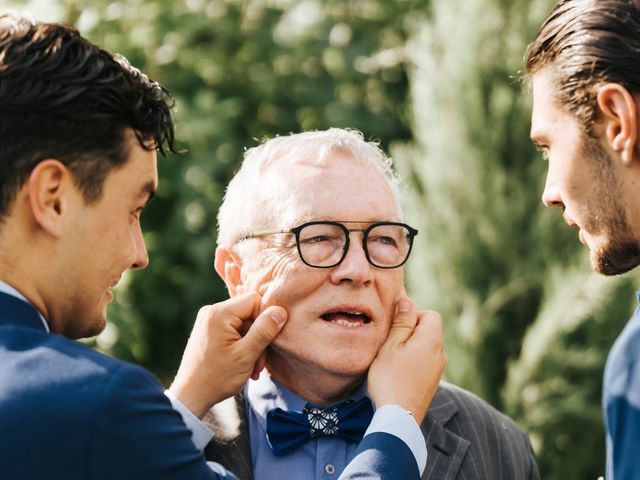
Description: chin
64,318,105,340
592,240,640,276
88,320,107,338
81,310,108,338
321,352,374,377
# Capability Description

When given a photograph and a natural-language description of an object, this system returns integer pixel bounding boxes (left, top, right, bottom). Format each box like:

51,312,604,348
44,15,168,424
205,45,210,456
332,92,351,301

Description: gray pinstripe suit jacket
203,382,541,480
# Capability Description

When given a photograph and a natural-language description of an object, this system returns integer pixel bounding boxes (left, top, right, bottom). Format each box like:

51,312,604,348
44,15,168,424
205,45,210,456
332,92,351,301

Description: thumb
383,298,417,347
239,305,288,358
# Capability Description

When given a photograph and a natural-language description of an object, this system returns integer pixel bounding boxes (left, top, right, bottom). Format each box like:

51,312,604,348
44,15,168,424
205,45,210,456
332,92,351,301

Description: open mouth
321,310,372,328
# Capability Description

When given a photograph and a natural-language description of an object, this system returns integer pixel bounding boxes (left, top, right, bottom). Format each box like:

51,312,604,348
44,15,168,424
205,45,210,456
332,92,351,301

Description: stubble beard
581,136,640,276
593,239,640,275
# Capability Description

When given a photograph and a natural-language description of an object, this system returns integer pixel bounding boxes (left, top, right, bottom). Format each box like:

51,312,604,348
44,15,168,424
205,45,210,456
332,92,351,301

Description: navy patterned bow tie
265,397,374,456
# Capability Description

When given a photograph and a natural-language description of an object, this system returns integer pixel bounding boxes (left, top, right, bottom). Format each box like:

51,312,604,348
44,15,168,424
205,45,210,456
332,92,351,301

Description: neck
0,232,50,326
266,355,366,405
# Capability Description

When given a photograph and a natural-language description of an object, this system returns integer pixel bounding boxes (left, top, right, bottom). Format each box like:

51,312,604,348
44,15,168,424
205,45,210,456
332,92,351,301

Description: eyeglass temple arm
237,228,293,241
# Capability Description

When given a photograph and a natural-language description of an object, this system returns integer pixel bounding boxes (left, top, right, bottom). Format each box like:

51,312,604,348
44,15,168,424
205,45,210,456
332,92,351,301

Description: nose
329,234,374,286
131,224,149,270
541,173,564,209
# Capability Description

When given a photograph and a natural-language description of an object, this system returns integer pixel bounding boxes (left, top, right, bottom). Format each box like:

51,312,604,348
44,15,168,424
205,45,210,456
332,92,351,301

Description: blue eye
300,234,341,244
370,235,397,247
306,235,331,243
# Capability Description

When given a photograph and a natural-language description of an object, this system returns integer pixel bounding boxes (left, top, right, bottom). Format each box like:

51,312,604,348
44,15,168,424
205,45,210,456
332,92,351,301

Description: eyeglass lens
297,223,412,268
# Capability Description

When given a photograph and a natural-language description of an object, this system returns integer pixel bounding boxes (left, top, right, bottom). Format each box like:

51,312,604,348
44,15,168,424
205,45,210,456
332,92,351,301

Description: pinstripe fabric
422,383,540,479
204,391,254,480
204,382,540,480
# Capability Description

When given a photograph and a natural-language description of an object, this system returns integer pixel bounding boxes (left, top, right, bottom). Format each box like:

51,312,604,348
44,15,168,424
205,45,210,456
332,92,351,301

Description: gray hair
216,128,402,248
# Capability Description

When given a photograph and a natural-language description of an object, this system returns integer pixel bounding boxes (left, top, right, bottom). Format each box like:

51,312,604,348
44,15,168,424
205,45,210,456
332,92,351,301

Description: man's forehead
530,70,559,141
286,214,403,225
268,154,388,185
109,134,159,198
259,151,401,225
272,189,402,227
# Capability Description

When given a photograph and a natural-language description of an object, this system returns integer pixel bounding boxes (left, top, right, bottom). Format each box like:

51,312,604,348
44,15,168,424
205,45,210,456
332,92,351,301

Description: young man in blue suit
0,13,446,480
527,1,640,478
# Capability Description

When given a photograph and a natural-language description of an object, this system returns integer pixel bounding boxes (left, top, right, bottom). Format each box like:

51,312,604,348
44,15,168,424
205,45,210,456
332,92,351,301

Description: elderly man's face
239,151,404,386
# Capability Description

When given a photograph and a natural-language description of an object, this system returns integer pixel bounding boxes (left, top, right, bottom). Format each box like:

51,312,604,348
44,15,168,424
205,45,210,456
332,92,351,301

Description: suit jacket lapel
421,387,470,479
203,393,253,480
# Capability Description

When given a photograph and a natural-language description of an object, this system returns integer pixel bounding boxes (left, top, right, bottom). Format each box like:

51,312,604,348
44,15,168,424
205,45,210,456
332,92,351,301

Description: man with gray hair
205,128,540,479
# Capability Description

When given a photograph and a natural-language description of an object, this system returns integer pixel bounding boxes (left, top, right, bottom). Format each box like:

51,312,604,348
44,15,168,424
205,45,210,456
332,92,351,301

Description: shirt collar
246,371,369,432
0,280,50,332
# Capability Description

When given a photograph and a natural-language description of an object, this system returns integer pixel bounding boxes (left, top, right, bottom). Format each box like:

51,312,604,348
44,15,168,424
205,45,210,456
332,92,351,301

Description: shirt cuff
164,390,214,451
365,404,427,475
206,461,238,479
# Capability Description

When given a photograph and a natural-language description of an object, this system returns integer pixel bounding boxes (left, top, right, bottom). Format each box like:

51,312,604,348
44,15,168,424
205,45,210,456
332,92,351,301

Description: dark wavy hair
526,0,640,132
0,13,178,219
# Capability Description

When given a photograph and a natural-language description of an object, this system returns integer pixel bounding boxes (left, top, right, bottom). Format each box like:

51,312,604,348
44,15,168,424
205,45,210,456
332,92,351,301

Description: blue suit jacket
0,291,418,480
603,299,640,480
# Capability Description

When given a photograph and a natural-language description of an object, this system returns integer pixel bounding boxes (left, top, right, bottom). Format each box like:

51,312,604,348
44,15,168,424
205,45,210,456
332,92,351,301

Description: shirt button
325,464,336,475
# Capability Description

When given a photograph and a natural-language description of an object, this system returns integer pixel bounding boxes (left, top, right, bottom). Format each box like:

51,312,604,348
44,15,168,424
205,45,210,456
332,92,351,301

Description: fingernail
398,299,412,312
270,309,286,325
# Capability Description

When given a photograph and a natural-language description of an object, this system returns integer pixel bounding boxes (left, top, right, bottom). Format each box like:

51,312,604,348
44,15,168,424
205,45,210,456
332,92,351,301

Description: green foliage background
3,0,638,478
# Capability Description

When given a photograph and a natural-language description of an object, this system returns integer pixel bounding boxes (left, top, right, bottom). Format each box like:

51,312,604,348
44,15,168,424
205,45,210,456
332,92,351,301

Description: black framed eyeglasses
237,221,418,269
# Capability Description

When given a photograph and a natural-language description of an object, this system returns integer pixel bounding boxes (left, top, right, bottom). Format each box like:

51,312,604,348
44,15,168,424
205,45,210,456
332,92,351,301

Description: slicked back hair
526,0,640,132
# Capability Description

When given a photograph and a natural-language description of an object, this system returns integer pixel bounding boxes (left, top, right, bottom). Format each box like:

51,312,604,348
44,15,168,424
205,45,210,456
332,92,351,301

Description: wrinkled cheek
258,279,293,310
247,252,299,304
243,268,289,304
258,268,318,312
268,325,297,350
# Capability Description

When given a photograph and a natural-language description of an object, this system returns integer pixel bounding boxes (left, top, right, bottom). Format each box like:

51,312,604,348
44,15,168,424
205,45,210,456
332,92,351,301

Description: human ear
597,83,638,165
214,246,245,297
26,159,72,237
